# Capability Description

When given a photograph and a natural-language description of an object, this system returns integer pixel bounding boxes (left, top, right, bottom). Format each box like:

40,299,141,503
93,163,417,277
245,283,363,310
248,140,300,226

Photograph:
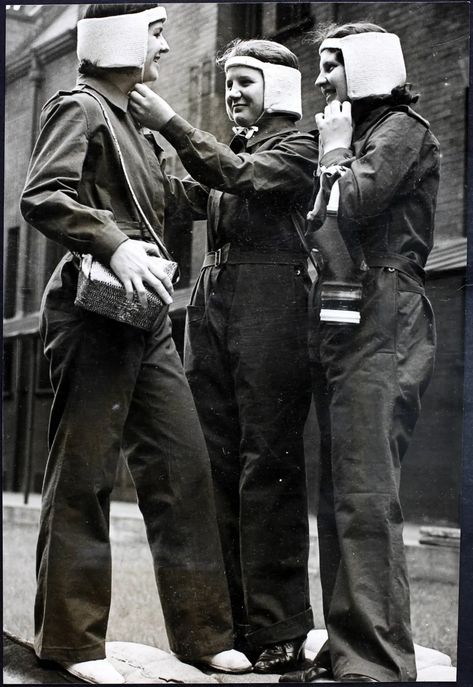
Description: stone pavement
2,492,460,585
4,629,456,684
3,493,459,683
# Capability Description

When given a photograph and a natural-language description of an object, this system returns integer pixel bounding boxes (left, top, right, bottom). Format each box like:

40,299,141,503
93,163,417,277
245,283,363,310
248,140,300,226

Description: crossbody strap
292,205,322,275
75,87,174,263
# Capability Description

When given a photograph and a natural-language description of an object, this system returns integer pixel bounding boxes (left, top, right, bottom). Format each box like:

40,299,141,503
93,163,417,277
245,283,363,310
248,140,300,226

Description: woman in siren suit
20,4,251,683
282,23,440,684
130,39,318,672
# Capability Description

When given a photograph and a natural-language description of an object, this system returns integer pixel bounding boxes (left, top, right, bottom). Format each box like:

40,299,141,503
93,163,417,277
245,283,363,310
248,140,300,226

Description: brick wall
3,3,468,521
4,79,33,229
6,3,467,261
5,15,36,57
298,3,469,240
156,4,222,170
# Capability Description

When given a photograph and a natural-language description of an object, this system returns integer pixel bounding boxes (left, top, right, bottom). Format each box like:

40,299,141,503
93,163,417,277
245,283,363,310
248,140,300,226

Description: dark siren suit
309,104,440,681
158,113,318,649
20,75,235,663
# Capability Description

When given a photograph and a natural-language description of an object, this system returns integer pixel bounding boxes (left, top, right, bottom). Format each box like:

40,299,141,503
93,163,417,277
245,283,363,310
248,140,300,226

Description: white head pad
225,55,302,121
319,32,406,100
77,6,167,69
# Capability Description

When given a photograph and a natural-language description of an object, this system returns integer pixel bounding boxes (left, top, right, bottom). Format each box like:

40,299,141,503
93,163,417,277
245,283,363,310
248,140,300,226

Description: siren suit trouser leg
309,267,436,682
184,263,314,650
34,255,234,663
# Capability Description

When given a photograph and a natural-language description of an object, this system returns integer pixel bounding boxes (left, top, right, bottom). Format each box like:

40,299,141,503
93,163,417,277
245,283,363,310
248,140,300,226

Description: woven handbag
75,254,177,330
73,88,178,331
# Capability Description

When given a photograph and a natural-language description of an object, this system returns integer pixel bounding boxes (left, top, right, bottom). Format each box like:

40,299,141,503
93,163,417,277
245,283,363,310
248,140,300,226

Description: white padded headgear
225,55,302,121
77,6,167,69
319,32,406,100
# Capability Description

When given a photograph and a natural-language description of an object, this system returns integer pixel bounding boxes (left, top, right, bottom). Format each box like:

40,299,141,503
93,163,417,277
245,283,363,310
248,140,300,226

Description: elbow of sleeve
20,193,35,225
339,207,368,226
338,195,368,225
339,181,388,225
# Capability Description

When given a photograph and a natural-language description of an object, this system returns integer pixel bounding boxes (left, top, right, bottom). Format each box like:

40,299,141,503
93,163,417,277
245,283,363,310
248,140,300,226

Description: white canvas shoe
198,649,253,673
62,658,125,683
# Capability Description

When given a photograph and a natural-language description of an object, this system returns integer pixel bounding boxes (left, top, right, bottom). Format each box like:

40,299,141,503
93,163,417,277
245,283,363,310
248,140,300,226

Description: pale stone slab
417,665,457,681
303,629,454,680
304,629,329,660
415,644,452,670
2,631,456,684
106,641,219,683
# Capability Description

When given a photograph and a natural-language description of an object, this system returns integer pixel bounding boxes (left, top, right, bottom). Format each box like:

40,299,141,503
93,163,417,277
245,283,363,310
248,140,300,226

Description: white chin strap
225,55,302,121
320,32,406,100
77,6,167,69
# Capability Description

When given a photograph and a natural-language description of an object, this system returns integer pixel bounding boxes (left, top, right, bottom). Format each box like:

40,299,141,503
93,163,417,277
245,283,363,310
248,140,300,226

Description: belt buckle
214,247,223,267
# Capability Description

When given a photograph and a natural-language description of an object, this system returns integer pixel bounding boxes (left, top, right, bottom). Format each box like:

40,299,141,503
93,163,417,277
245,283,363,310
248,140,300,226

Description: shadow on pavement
3,631,79,684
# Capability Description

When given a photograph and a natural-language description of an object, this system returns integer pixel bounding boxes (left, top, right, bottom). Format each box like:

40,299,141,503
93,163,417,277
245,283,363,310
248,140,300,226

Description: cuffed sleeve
320,147,353,167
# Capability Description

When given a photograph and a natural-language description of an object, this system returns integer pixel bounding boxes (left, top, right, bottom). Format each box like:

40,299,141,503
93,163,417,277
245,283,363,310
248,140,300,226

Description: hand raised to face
129,83,176,131
315,100,353,155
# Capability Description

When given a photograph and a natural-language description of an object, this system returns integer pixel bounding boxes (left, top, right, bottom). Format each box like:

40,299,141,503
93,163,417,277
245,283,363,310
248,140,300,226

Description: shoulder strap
292,205,322,274
74,87,174,262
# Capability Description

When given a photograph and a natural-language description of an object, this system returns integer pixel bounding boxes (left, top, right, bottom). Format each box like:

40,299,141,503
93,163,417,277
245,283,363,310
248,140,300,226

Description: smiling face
142,20,169,83
315,49,348,104
225,65,264,127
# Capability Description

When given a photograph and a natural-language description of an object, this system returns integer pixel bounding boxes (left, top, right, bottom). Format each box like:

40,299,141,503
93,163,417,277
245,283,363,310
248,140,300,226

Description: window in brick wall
3,339,15,398
276,3,311,29
202,60,212,97
241,4,263,38
189,65,200,119
36,341,53,394
43,240,66,290
189,65,199,101
273,3,313,39
4,226,20,319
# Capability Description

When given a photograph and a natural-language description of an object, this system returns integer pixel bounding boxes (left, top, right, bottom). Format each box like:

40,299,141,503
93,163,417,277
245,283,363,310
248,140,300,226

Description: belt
365,252,425,286
202,243,307,268
116,220,156,242
126,231,152,241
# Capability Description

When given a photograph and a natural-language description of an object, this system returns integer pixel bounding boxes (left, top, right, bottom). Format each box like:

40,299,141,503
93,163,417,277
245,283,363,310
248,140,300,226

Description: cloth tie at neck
232,126,259,140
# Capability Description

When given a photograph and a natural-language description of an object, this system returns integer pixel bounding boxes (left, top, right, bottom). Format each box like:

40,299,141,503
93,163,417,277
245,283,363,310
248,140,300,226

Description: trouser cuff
335,659,417,683
35,641,106,664
245,607,314,649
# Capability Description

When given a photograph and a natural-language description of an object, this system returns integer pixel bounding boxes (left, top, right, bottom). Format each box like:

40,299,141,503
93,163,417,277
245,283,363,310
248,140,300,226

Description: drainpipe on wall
29,50,43,148
19,49,44,504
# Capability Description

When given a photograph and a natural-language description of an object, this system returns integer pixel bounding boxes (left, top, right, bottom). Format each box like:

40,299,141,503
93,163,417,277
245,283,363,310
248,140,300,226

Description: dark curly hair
78,4,160,79
306,21,419,107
